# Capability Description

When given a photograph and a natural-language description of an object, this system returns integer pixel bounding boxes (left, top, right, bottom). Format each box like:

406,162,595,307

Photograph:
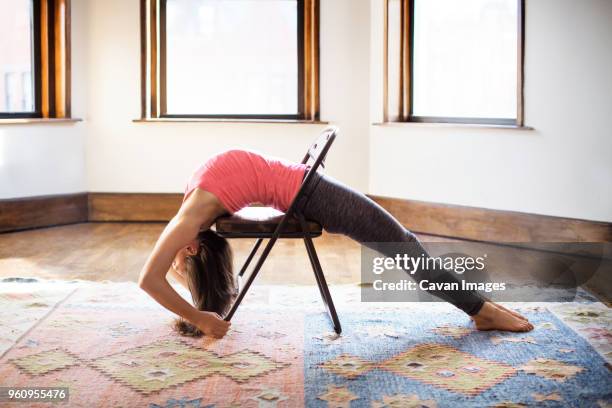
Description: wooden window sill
133,118,329,125
372,121,534,131
0,118,82,125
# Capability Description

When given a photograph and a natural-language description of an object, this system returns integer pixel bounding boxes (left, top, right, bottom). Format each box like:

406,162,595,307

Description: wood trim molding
0,193,87,233
0,118,81,125
369,195,612,243
88,193,182,222
139,0,147,119
54,0,70,117
382,0,389,123
516,0,525,126
40,0,50,117
39,0,71,119
149,0,158,118
383,0,410,122
399,0,410,120
0,193,178,232
302,0,320,121
2,192,610,243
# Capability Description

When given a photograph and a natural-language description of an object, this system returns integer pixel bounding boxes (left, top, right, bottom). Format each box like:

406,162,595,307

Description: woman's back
184,149,307,214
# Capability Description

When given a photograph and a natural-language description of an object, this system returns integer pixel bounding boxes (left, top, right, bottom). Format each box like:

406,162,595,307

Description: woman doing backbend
138,148,533,338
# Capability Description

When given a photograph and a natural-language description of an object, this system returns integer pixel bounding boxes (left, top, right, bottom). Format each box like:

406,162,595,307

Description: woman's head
174,229,235,337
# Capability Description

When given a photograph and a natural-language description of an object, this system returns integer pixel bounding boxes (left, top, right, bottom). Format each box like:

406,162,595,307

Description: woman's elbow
138,272,153,291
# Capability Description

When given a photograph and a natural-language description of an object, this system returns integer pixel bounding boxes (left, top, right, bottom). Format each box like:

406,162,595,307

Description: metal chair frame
218,126,341,334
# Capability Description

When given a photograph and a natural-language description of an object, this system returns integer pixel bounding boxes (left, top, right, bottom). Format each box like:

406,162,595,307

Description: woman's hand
192,311,231,338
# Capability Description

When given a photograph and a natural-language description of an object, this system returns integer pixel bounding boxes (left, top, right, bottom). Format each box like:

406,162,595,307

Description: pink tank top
183,149,308,214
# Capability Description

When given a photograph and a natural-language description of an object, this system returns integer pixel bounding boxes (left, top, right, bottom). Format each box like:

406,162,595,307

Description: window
0,0,71,120
141,0,320,121
0,0,37,117
385,0,524,126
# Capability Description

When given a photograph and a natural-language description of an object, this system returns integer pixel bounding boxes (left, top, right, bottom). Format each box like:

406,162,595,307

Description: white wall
0,1,88,199
369,0,612,223
82,0,371,194
0,124,86,198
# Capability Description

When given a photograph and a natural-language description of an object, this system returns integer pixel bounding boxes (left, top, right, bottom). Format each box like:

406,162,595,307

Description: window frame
141,0,320,121
384,0,525,126
0,0,71,120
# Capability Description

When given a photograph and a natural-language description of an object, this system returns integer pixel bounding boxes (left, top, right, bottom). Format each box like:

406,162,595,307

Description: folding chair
215,126,341,334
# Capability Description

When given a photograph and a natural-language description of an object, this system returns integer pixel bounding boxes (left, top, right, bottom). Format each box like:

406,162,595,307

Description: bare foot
492,302,529,321
471,301,528,322
471,302,534,332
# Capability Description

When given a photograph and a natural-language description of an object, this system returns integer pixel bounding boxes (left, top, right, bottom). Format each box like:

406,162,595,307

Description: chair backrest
283,126,338,220
300,126,337,168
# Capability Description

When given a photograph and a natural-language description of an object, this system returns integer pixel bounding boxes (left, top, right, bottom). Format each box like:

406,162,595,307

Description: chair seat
215,206,322,238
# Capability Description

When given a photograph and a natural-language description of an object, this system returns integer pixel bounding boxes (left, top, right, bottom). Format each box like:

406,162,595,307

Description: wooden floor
0,222,451,285
1,223,609,306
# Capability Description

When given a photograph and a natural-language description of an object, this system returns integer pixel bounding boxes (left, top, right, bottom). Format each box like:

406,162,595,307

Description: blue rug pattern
305,308,612,407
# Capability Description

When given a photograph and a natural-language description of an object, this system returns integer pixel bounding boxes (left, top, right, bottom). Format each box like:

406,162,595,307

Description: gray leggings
295,171,485,316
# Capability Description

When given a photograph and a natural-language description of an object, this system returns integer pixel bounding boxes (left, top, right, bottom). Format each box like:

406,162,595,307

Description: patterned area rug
0,279,611,407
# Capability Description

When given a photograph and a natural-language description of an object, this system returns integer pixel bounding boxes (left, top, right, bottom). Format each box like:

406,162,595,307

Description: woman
139,149,533,338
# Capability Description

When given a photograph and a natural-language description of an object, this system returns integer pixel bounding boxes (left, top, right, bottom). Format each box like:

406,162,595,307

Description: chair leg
239,239,263,278
224,237,278,322
303,238,326,302
235,239,264,294
303,235,342,334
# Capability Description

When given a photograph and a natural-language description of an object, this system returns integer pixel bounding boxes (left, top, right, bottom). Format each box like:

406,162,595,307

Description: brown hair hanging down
174,229,235,337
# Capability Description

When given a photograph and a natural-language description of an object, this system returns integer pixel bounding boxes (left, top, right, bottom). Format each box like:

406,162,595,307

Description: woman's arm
138,204,230,338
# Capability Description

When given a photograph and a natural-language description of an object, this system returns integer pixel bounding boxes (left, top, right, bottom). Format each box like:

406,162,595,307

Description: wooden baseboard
2,192,611,243
88,193,182,222
369,195,612,242
0,193,88,233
